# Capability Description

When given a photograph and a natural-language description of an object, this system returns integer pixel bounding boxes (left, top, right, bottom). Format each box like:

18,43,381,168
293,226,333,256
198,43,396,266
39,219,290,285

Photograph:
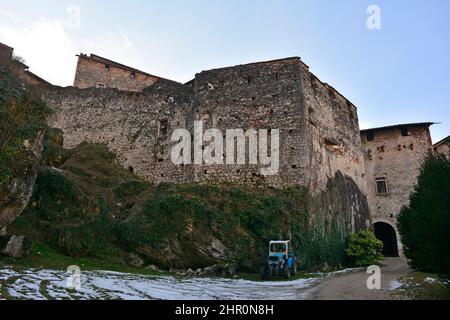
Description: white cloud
80,30,146,74
0,17,77,86
0,10,147,87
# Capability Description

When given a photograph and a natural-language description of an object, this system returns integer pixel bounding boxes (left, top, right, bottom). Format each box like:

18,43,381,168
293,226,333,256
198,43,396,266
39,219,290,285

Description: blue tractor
260,240,297,280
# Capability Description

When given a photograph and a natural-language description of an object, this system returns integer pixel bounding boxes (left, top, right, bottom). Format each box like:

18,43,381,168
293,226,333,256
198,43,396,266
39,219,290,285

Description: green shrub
46,195,111,258
345,231,383,267
33,168,91,222
398,154,450,275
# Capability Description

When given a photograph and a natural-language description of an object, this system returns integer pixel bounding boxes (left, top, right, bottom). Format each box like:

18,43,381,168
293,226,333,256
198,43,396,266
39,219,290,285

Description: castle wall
299,64,369,230
73,55,159,91
190,58,309,188
46,80,192,185
47,57,369,194
301,66,367,196
361,125,433,253
0,43,13,66
434,137,450,160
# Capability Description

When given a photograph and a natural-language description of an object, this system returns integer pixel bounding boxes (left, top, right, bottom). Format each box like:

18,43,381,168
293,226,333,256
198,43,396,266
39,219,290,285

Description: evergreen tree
398,154,450,275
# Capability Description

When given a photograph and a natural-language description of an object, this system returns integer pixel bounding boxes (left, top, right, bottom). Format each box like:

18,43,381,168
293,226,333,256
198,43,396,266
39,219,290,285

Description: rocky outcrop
2,235,32,258
0,129,45,230
128,253,144,268
308,171,371,232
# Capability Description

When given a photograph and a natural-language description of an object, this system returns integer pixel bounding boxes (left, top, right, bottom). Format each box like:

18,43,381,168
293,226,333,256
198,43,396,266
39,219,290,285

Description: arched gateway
374,222,399,257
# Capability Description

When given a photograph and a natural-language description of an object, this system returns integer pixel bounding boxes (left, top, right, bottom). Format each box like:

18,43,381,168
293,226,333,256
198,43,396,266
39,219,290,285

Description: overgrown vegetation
345,231,383,267
0,67,50,188
1,68,359,273
398,154,450,275
9,136,354,272
399,272,450,300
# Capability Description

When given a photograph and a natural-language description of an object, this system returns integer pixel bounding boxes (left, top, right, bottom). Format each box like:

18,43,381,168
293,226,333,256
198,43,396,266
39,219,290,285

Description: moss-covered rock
0,67,50,230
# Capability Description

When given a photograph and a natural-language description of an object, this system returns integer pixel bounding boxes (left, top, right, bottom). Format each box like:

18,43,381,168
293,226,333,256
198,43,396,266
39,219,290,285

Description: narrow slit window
159,120,169,137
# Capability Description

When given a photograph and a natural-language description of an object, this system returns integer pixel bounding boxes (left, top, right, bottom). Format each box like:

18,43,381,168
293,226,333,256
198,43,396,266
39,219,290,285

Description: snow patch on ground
0,268,320,300
388,280,403,291
424,277,436,284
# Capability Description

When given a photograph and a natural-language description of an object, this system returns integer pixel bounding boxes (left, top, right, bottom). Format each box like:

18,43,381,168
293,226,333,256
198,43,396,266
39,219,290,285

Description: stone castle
1,42,448,256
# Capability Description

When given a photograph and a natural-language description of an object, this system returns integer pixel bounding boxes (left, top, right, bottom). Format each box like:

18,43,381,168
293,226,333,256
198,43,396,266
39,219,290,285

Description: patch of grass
0,242,161,277
399,272,450,300
114,180,149,199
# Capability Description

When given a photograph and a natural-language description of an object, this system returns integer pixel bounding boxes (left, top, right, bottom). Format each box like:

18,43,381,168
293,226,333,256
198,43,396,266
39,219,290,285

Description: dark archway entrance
374,222,399,257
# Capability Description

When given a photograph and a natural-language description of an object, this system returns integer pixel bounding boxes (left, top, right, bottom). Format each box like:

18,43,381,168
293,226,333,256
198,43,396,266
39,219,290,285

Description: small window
376,178,389,195
96,83,105,88
159,120,169,137
366,132,375,141
131,72,136,80
401,127,409,136
105,64,110,72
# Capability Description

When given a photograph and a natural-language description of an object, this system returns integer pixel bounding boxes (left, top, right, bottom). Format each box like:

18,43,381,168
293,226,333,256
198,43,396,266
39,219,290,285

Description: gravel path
304,258,411,300
0,258,410,300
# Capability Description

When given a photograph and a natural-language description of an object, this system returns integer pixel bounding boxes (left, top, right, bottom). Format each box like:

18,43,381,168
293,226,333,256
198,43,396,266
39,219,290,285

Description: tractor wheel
259,266,265,280
291,260,298,276
260,266,269,280
283,263,291,279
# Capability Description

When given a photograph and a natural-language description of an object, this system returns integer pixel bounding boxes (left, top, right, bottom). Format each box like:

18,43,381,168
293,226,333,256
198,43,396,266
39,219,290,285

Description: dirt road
305,258,411,300
0,258,411,300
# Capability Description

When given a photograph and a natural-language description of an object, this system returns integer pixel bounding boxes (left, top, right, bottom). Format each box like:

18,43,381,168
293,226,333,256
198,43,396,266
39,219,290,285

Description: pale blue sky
0,0,449,142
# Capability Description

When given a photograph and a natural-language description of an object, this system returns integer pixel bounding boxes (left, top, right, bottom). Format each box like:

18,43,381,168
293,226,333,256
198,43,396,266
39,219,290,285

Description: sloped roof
361,122,435,134
77,53,179,83
433,135,450,148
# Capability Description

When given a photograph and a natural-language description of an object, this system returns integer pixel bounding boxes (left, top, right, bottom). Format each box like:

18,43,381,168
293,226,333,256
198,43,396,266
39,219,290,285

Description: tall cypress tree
398,154,450,275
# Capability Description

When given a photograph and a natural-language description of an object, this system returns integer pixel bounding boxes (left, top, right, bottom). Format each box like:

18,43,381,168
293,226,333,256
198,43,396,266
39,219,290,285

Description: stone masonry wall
45,56,371,230
361,125,433,251
0,37,373,234
190,58,309,188
301,65,367,195
0,43,13,66
300,63,370,230
73,55,159,91
47,79,192,185
434,138,450,160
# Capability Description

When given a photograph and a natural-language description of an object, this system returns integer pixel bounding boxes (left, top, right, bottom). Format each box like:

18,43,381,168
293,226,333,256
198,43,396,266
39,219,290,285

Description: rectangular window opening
376,178,389,195
401,127,409,136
